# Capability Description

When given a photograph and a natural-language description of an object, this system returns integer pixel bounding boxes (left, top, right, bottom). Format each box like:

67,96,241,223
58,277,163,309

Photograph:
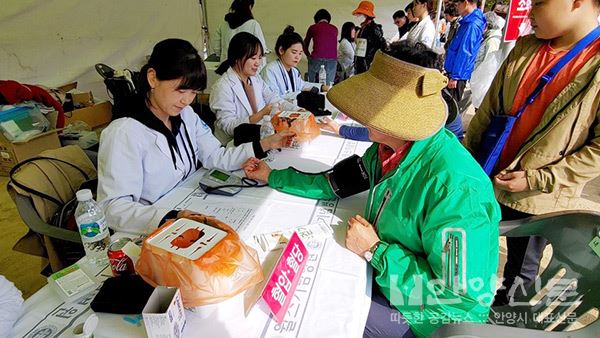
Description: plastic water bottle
260,115,275,138
75,189,110,266
318,65,327,86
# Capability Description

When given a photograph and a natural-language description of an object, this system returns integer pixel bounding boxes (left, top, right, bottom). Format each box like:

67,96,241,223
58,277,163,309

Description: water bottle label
79,217,108,240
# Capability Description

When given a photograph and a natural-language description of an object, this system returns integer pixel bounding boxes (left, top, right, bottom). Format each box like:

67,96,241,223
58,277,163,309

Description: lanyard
278,60,295,93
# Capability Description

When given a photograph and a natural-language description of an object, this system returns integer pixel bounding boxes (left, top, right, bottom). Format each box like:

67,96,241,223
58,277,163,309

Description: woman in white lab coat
402,0,436,48
210,32,299,144
261,26,328,101
337,22,357,79
212,0,268,66
97,39,293,235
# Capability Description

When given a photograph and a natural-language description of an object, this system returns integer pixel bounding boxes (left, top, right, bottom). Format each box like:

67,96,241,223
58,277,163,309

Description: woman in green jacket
244,42,501,338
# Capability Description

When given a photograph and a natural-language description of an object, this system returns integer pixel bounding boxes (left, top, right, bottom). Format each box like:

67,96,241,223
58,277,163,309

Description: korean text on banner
261,232,308,323
505,0,532,41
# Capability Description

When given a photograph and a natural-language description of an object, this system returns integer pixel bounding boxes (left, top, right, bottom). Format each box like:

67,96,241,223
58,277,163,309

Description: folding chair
432,211,600,337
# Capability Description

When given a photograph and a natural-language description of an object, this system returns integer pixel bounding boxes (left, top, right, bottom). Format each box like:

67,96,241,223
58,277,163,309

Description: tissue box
142,287,186,338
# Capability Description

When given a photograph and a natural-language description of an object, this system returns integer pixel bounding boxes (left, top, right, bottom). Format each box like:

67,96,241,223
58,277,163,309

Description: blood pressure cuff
327,154,370,198
233,123,261,146
297,91,325,115
91,274,155,314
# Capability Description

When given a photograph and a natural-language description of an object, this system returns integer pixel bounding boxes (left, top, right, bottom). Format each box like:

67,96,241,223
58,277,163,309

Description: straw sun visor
327,51,448,141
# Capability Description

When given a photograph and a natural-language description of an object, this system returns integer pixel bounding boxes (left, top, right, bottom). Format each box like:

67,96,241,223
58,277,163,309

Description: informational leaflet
174,189,264,236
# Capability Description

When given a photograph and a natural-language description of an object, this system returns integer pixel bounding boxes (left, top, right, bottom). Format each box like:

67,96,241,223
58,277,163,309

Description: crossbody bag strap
514,26,600,119
9,156,91,206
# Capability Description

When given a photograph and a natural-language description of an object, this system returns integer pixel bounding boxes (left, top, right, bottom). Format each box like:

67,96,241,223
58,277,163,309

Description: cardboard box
59,82,113,129
65,100,112,129
0,128,61,176
142,287,186,338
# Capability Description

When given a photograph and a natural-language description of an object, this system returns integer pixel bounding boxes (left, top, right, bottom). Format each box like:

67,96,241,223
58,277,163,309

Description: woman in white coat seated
97,39,293,235
210,32,299,144
261,26,329,101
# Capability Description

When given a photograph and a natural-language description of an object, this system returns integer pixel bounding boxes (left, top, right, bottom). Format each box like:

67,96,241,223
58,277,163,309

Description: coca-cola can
108,237,135,277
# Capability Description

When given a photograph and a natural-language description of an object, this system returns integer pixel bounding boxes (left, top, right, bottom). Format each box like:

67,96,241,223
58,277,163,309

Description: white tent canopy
1,0,409,98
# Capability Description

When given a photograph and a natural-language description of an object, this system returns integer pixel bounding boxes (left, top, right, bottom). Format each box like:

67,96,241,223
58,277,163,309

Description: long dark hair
215,32,264,75
225,0,255,29
414,0,433,13
275,26,303,57
340,22,356,42
135,38,205,172
138,39,206,106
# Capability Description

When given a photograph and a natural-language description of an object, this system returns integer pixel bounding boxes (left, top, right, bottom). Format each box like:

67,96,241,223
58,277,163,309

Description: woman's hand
494,171,530,192
243,157,272,182
260,131,296,150
318,117,341,135
345,215,380,257
249,104,273,123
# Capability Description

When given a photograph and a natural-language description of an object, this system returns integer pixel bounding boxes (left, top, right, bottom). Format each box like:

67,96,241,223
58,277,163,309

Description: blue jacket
444,9,486,81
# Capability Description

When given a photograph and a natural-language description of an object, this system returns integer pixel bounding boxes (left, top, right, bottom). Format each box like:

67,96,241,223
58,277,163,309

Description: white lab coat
0,276,22,338
209,67,298,144
97,106,255,235
337,39,355,77
260,59,320,100
212,19,268,68
402,15,436,47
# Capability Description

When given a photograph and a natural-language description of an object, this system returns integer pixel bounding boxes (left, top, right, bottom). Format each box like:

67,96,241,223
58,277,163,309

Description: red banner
504,0,532,41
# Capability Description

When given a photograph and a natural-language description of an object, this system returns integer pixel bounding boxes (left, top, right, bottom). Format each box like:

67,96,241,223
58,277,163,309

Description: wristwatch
363,241,381,262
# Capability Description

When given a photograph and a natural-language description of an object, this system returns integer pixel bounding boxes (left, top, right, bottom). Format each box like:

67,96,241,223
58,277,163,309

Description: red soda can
108,237,135,277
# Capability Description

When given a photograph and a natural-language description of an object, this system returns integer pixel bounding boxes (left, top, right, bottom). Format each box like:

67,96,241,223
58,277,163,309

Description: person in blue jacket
444,0,485,106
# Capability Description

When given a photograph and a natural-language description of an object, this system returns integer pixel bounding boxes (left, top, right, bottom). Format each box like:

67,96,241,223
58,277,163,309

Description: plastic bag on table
470,51,503,109
271,110,320,143
135,215,263,307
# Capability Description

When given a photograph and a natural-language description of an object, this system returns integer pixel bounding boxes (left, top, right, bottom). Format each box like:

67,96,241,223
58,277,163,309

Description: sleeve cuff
526,169,551,193
369,240,389,271
339,125,349,138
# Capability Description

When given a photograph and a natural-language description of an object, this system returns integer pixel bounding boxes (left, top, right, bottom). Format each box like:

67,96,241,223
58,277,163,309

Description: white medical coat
261,60,320,100
212,19,268,68
402,15,436,48
97,106,255,234
209,67,297,144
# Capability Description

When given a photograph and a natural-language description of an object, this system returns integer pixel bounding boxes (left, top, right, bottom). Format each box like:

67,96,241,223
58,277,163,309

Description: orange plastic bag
136,215,263,307
272,111,320,143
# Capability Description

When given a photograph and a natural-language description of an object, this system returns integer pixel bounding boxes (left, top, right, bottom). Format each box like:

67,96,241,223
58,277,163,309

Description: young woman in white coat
210,32,299,144
402,0,436,48
337,22,357,79
261,26,329,101
97,39,293,235
212,0,268,67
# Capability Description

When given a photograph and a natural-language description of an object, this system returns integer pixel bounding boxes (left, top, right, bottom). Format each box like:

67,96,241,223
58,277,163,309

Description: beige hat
327,51,448,141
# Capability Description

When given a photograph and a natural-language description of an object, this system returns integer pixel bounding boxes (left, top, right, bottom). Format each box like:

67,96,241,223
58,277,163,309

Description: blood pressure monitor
199,169,243,196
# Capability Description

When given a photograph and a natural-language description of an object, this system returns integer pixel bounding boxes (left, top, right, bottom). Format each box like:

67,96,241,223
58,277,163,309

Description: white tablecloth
13,127,374,338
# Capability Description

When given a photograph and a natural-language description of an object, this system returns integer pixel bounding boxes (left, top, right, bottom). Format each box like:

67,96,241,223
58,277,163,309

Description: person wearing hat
244,41,500,338
352,1,387,74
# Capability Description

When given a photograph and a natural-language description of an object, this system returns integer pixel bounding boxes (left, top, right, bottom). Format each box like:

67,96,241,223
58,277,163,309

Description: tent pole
199,0,210,59
433,0,444,49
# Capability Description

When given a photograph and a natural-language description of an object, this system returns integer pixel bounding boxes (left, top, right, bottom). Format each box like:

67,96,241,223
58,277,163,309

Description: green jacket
269,129,500,337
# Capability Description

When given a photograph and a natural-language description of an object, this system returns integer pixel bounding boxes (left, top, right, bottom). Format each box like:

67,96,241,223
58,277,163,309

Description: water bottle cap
76,189,93,202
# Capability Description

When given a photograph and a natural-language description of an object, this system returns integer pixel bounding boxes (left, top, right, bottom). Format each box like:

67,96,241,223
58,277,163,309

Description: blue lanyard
515,26,600,118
